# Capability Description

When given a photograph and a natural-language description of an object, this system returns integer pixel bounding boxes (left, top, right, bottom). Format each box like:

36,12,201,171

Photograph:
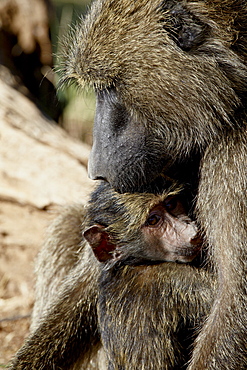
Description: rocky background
0,0,93,365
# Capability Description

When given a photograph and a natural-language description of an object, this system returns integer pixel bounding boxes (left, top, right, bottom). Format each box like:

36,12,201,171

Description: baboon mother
62,0,247,368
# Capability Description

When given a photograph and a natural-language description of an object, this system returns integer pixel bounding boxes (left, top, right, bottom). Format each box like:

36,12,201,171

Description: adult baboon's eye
160,2,208,51
146,213,162,227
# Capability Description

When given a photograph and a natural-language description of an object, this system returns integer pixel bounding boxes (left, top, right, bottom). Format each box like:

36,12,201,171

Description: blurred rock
0,76,94,365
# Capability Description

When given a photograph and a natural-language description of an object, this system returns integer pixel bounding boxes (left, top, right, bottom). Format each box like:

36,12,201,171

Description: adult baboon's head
61,0,246,192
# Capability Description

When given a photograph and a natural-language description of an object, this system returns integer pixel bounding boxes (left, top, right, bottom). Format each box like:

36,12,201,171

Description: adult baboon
10,182,213,369
60,0,247,368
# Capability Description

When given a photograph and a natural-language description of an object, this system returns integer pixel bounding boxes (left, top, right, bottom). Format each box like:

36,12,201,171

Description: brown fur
11,204,104,370
10,183,213,369
98,262,215,370
60,1,247,368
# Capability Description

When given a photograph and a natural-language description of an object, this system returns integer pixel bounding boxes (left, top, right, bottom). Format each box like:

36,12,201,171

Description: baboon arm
10,257,100,370
189,129,247,369
99,263,215,370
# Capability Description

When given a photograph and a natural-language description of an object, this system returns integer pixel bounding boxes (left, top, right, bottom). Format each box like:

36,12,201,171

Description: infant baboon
10,182,214,370
84,182,202,264
61,0,247,367
85,183,215,370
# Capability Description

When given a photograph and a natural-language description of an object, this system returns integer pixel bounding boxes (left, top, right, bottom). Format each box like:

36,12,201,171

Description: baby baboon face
84,189,202,264
141,195,202,263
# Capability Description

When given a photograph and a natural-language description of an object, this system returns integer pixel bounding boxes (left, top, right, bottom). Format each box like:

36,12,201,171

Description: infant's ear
84,225,116,262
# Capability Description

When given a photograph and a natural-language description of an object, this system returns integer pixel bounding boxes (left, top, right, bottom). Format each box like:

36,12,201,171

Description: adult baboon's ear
161,1,209,51
84,225,116,262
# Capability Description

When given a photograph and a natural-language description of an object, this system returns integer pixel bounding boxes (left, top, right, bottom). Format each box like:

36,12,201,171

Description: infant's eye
164,196,177,212
146,213,162,227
